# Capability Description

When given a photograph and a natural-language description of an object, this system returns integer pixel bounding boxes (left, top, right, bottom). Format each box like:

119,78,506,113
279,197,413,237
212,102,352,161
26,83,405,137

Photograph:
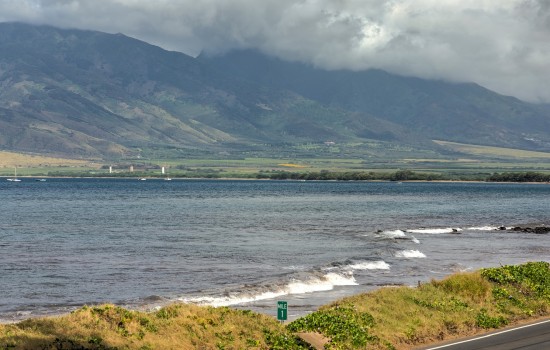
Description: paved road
418,319,550,350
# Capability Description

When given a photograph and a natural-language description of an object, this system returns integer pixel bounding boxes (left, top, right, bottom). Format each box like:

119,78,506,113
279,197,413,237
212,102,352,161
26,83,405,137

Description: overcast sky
1,0,549,103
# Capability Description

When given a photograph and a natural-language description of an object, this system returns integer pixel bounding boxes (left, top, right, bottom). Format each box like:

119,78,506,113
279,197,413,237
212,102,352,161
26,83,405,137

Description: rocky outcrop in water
510,226,550,234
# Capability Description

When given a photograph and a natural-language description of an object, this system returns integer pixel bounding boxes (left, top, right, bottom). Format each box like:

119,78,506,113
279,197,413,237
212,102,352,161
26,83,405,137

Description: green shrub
475,309,507,329
288,305,377,348
481,262,550,299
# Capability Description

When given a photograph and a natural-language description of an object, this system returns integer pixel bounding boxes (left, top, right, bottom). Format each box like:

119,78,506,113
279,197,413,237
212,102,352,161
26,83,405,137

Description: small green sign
277,301,287,321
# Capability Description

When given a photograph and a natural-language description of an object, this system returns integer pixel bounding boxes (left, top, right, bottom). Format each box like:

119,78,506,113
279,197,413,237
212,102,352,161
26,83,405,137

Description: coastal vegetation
486,172,550,182
288,261,550,349
6,167,550,183
1,262,549,349
2,147,550,181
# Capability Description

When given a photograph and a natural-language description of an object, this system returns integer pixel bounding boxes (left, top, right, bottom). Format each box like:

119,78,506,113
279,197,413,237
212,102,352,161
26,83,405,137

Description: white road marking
425,319,550,349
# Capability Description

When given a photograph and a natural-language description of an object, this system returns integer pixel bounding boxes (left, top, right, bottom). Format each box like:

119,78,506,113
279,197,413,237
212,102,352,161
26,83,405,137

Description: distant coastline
3,169,550,183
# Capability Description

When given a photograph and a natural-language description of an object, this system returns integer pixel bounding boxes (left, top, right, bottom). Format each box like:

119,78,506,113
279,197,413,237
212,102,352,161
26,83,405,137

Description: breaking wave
395,250,427,258
406,226,508,234
348,260,391,270
180,272,358,307
467,226,502,231
378,230,406,238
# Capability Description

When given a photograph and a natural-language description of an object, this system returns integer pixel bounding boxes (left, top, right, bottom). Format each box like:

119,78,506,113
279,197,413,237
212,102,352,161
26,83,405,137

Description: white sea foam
180,272,358,307
287,273,358,294
180,291,287,307
348,260,391,270
379,229,406,238
395,250,427,258
467,226,500,231
407,228,461,234
411,236,420,244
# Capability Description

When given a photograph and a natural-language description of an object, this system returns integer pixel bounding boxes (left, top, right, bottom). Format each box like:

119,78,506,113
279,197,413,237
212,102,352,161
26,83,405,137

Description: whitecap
411,236,420,244
180,290,287,307
287,273,358,294
395,250,427,258
348,260,391,270
378,229,406,238
407,228,461,234
467,226,500,231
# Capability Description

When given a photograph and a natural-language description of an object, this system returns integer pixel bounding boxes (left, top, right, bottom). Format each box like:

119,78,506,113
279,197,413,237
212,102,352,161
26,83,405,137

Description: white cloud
1,0,549,102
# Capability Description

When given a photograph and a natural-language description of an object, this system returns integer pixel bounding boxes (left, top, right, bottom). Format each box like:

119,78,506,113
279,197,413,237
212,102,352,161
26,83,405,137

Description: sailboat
7,167,21,182
162,166,172,180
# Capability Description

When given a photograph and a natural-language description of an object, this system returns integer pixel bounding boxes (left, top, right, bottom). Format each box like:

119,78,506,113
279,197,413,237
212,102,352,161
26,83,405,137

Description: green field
3,141,550,179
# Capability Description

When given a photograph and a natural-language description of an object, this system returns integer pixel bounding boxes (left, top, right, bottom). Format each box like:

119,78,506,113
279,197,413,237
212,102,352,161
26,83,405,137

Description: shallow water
1,179,549,321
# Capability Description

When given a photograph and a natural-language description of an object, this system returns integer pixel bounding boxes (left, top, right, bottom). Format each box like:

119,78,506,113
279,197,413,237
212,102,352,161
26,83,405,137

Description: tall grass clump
0,304,308,349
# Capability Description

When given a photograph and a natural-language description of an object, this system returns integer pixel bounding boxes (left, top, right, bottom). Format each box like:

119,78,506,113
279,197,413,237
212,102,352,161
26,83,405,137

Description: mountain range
1,22,549,160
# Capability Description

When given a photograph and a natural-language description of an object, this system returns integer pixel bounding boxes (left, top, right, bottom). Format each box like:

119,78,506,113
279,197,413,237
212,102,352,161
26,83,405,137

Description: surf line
424,318,550,349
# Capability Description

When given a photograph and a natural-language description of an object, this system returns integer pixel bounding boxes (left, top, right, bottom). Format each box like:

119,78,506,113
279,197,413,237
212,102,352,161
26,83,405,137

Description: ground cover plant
1,262,549,349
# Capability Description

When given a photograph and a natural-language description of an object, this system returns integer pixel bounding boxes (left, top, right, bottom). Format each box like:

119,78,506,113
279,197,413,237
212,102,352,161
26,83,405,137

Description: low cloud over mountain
1,1,550,102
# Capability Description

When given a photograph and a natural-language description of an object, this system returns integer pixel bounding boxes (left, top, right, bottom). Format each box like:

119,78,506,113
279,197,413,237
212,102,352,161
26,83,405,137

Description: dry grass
278,163,307,168
434,140,550,159
0,150,94,168
347,276,490,348
0,304,298,350
312,269,549,349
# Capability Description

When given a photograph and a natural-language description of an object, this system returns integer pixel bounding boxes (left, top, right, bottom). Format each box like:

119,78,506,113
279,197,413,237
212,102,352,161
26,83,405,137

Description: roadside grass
288,262,550,349
0,304,308,350
2,262,550,350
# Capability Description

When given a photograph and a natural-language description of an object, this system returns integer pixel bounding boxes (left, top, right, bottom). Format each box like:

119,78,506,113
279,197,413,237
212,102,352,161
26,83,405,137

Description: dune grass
1,262,549,349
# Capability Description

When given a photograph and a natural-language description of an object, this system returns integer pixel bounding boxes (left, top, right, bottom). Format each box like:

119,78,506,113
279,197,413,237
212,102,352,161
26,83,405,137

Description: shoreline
2,175,550,184
2,262,550,349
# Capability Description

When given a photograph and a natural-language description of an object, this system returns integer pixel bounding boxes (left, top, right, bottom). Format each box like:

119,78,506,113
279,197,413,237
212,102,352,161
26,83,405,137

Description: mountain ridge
199,49,550,152
1,22,549,160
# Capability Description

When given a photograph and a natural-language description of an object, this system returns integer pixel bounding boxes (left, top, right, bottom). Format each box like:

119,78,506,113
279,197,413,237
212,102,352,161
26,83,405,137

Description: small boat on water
162,166,172,181
6,167,21,182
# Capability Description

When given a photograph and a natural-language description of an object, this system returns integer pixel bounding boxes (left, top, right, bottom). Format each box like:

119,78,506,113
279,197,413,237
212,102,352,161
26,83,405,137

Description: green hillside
1,23,549,163
200,49,550,152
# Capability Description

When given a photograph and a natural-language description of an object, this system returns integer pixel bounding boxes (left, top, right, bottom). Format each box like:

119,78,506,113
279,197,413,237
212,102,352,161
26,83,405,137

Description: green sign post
277,301,287,321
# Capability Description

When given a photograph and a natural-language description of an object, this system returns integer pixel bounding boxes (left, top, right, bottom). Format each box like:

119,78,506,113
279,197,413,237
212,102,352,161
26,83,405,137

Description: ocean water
1,179,549,322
